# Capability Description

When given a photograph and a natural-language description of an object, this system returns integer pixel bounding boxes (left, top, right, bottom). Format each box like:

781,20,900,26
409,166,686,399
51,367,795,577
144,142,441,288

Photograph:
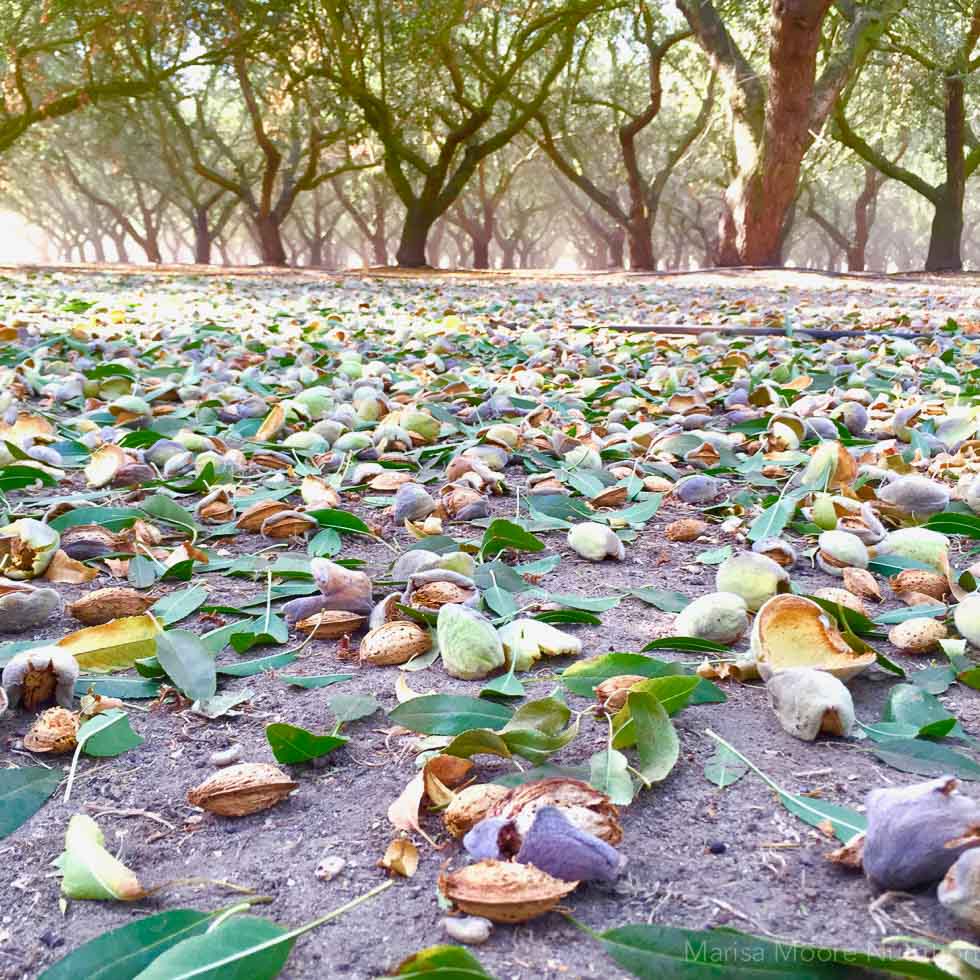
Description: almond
67,587,156,625
410,581,474,610
665,518,708,542
23,706,79,753
187,762,297,817
438,860,577,923
888,617,947,654
235,500,292,532
595,674,646,713
295,610,367,639
360,621,432,666
890,570,950,601
842,567,882,601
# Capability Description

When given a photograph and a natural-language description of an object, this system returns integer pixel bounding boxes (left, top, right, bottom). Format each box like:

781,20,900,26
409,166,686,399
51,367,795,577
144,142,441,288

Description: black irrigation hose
506,320,931,341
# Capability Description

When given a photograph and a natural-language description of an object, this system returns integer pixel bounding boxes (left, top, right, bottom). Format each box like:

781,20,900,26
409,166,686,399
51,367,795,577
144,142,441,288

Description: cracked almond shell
438,859,577,923
187,762,297,816
444,783,511,838
751,594,875,682
359,620,432,665
490,777,622,845
23,706,79,752
68,587,156,625
410,580,475,610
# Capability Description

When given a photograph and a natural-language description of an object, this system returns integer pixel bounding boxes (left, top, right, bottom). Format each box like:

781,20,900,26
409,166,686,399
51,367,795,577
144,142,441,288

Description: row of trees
1,0,978,272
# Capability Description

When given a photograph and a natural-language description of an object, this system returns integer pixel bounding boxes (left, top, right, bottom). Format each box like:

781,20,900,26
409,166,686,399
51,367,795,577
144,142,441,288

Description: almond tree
301,0,602,267
832,0,980,270
676,0,905,266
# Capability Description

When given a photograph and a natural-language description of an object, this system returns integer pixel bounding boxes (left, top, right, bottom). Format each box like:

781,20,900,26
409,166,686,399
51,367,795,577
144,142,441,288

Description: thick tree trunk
500,241,517,268
310,237,324,267
719,4,828,266
396,205,435,267
471,233,491,269
926,76,966,272
371,233,387,266
193,207,212,265
715,206,741,265
143,235,162,264
627,215,655,271
926,195,964,271
255,213,288,266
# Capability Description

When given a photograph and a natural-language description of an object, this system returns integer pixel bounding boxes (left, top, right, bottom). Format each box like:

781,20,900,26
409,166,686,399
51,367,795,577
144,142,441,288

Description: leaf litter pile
5,268,980,977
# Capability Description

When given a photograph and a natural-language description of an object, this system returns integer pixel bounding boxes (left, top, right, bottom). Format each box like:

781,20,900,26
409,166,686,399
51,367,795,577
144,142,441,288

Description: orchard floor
0,265,979,980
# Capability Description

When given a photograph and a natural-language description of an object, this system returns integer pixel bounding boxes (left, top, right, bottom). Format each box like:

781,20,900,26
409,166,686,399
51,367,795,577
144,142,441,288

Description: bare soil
1,267,979,980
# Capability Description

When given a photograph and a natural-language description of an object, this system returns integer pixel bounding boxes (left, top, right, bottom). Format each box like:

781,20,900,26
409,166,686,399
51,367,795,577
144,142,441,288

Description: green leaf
694,545,732,565
38,908,217,980
871,738,980,780
704,745,748,788
910,665,956,695
0,767,61,839
612,677,701,748
327,693,380,723
867,554,934,577
150,586,209,627
480,518,544,559
50,506,142,532
445,729,513,760
229,615,289,653
615,495,663,526
628,692,678,786
128,556,159,589
483,585,519,619
217,651,297,677
394,944,494,978
307,508,373,536
874,604,947,625
926,512,980,538
561,653,688,696
388,695,514,735
132,915,293,980
805,596,880,637
75,677,161,699
307,528,342,557
154,629,216,701
55,813,142,900
642,636,729,654
0,463,57,491
593,922,951,979
629,587,690,613
140,495,198,532
547,592,622,612
80,710,144,758
533,609,601,626
280,673,353,690
265,723,347,764
589,748,634,805
747,496,798,543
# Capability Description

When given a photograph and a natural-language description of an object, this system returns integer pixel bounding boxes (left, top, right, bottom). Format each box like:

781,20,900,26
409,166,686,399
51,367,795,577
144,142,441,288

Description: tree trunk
926,194,964,271
396,205,435,267
371,233,387,266
310,237,324,267
608,228,625,268
255,213,288,266
720,5,828,266
715,206,741,265
143,234,163,265
471,233,491,269
627,215,655,271
193,207,212,265
926,76,966,272
500,241,517,268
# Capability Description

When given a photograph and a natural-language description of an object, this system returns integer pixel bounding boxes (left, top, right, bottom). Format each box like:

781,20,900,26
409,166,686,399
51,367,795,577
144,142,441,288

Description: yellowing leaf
44,550,99,584
55,814,144,901
58,615,157,673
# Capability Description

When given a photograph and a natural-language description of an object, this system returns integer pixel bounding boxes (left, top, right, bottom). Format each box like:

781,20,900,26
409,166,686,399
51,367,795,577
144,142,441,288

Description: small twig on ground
84,806,178,832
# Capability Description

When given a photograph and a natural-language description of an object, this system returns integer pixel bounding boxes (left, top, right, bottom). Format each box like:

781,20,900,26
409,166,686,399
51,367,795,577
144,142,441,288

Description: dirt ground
1,267,979,980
